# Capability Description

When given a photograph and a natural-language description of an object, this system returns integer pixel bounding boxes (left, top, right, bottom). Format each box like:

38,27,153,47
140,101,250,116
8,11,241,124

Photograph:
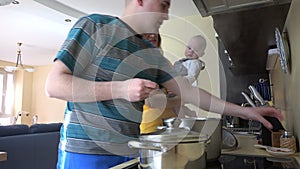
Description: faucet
241,87,264,134
248,85,268,106
241,92,256,107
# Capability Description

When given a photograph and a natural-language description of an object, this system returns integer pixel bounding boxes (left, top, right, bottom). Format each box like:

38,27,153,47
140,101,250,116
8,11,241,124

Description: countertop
223,134,300,164
110,134,300,169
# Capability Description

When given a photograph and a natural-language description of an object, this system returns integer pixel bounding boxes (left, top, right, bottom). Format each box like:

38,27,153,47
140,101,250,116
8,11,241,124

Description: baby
174,35,206,87
140,33,200,134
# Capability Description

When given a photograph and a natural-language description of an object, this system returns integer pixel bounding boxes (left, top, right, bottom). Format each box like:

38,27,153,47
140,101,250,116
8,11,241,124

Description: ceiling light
11,0,19,4
0,0,14,6
65,18,72,22
4,42,35,73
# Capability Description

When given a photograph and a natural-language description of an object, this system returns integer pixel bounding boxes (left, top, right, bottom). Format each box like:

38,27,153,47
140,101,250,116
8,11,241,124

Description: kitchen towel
254,81,271,101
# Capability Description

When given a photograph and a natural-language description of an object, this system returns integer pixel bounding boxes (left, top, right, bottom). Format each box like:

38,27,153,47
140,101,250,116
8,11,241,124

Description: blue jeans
57,149,133,169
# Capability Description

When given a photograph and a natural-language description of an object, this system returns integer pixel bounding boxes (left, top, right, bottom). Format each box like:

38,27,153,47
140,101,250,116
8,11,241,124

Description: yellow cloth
140,104,177,134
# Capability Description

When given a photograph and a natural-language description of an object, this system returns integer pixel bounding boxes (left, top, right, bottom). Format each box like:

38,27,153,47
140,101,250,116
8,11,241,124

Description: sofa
0,123,62,169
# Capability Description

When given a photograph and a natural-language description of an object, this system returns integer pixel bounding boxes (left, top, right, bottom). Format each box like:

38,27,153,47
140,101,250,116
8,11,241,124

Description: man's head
123,0,170,34
185,35,207,59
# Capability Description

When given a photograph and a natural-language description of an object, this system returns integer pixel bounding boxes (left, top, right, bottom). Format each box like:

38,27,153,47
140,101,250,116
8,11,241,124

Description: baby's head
185,35,206,59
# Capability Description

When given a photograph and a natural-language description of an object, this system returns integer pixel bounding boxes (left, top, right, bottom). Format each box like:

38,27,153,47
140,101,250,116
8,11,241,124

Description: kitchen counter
222,134,300,164
110,134,300,169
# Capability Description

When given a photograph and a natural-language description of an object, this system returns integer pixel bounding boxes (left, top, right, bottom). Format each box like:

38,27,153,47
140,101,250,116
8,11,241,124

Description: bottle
280,131,297,153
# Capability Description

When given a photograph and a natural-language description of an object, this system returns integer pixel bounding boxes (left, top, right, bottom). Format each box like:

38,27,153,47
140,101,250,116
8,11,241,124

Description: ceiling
0,0,200,66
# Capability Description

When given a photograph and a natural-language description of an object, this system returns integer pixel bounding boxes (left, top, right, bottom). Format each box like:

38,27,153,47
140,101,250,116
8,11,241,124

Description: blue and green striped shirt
55,14,177,156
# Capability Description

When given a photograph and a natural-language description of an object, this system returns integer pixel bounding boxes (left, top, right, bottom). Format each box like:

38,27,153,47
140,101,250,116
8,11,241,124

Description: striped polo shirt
55,14,178,156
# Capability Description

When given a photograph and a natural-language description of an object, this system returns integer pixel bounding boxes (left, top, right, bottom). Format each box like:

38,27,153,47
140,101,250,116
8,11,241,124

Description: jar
280,131,297,153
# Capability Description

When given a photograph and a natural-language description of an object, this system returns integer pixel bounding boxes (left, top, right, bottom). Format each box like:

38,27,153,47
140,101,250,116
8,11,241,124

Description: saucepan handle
128,140,165,152
205,138,211,145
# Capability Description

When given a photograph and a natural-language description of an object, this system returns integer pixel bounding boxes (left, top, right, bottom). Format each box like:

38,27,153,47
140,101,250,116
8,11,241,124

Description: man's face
141,0,170,34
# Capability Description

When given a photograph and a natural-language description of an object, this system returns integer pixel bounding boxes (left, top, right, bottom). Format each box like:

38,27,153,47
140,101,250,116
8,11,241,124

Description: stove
119,155,300,169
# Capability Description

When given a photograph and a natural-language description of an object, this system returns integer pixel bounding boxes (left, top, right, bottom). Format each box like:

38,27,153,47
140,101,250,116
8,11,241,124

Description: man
46,0,282,168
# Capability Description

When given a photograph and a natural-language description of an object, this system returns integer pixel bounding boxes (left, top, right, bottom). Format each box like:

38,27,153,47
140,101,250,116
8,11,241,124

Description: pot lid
139,127,208,143
180,117,221,121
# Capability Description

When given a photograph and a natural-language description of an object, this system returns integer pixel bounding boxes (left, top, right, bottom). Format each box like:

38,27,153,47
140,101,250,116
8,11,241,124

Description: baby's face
184,38,205,59
185,46,199,59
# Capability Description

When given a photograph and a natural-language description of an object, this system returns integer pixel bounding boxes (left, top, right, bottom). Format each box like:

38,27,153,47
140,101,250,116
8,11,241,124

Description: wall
270,0,300,147
161,15,221,118
18,70,33,125
31,65,65,123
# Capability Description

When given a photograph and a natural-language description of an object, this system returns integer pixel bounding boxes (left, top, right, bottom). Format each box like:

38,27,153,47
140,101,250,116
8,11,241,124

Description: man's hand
119,78,158,102
145,89,167,109
239,106,283,130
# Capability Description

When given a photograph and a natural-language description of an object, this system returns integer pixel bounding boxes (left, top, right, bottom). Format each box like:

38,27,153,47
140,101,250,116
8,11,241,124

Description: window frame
0,69,15,125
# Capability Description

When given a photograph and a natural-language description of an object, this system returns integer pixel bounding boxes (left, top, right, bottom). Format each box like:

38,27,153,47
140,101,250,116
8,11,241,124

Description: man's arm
162,76,283,129
45,60,158,102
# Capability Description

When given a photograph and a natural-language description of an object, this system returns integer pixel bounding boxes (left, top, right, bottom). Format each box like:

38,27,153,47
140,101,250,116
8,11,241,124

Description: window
0,69,14,125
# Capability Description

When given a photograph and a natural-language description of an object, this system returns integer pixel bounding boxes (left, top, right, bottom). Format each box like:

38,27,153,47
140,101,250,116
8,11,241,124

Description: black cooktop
122,154,299,169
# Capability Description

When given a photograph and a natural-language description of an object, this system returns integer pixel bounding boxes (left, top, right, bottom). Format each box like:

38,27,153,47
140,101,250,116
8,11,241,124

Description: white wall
31,65,65,123
160,15,221,117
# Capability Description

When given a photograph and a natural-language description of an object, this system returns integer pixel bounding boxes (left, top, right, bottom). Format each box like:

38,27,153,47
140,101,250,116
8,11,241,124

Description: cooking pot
128,127,209,169
179,117,222,161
